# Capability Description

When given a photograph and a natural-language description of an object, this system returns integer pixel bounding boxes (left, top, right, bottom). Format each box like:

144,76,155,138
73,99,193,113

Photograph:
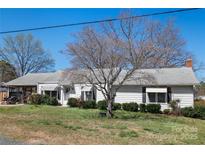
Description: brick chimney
185,59,192,68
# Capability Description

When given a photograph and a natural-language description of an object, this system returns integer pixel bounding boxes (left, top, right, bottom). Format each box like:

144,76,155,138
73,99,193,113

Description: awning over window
146,88,167,93
81,86,93,91
40,85,59,91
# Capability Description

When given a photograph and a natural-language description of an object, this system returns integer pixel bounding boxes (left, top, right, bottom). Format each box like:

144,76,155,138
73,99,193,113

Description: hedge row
67,98,97,109
28,94,59,106
67,98,161,113
97,100,121,111
181,106,205,120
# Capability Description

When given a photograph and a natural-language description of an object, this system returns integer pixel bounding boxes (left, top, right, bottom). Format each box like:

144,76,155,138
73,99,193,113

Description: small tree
0,33,55,76
65,12,190,118
169,99,181,115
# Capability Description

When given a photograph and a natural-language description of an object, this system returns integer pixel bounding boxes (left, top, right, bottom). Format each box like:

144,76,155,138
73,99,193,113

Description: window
157,93,166,103
44,90,59,100
85,91,92,101
147,92,166,103
45,91,50,96
148,93,156,103
81,91,95,101
51,91,57,98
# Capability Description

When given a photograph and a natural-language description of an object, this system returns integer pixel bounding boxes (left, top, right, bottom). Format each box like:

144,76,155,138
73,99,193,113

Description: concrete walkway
0,104,24,107
0,136,23,145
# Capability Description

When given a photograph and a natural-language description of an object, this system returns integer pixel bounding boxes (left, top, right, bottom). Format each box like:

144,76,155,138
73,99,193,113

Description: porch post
7,87,10,98
60,85,64,106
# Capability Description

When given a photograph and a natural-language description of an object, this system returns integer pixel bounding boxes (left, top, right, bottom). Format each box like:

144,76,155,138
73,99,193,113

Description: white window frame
146,88,167,104
81,91,92,101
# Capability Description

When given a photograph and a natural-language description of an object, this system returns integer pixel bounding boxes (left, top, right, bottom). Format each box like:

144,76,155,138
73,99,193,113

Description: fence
0,92,8,104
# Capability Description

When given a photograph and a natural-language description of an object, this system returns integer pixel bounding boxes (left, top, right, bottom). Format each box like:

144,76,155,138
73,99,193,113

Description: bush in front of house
97,100,107,110
181,107,201,118
28,93,59,106
139,104,146,112
168,99,181,115
195,106,205,119
163,109,171,115
82,100,96,109
112,103,122,110
181,106,205,120
97,100,122,111
41,95,50,105
28,93,42,105
67,98,79,107
122,102,138,112
146,104,161,113
46,97,59,106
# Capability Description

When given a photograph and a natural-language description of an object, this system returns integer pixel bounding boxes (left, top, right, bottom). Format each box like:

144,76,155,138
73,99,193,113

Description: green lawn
0,105,205,144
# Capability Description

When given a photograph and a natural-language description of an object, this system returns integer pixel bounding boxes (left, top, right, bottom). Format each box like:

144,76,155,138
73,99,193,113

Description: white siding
159,104,170,111
65,84,194,109
171,86,194,108
96,89,105,102
115,86,142,103
68,84,82,98
96,85,143,103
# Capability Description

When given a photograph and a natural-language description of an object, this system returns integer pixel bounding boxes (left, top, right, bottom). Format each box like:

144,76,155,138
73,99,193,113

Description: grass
0,105,205,144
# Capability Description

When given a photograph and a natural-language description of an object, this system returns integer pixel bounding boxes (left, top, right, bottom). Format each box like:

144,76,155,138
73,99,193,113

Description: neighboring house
5,61,198,110
195,85,205,100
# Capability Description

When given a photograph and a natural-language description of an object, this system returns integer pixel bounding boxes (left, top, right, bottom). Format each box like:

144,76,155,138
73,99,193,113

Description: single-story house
5,60,199,110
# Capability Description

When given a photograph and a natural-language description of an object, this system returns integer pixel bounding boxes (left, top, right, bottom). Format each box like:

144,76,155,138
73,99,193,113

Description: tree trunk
106,99,114,118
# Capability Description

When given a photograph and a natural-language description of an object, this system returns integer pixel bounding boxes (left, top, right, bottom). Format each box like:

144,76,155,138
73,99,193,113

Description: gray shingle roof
5,67,199,86
6,71,63,86
121,67,199,85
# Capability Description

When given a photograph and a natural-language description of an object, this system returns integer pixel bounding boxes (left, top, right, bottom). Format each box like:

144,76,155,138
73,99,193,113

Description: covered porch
6,85,37,104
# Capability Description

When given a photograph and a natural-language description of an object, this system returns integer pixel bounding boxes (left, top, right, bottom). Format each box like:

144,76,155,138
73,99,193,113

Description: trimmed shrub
195,105,205,113
146,104,161,113
122,102,138,112
181,107,201,118
67,98,78,107
28,93,59,106
139,104,146,112
97,100,121,110
168,100,181,115
163,109,171,115
97,100,107,110
28,94,42,105
113,103,122,110
195,106,205,119
41,95,51,105
47,97,59,106
182,106,205,119
82,100,96,109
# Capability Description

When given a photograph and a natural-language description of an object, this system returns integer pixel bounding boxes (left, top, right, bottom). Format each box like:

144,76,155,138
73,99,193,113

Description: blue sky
0,8,204,80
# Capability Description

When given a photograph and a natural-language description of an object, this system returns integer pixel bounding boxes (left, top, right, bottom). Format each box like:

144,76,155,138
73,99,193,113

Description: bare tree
0,34,55,76
65,12,190,117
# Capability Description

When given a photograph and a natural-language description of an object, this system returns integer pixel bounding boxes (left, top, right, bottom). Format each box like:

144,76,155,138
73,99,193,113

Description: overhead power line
0,8,201,34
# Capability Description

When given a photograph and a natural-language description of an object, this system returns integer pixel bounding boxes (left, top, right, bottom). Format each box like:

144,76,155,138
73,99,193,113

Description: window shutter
81,91,84,101
93,90,96,100
142,87,146,103
167,87,172,103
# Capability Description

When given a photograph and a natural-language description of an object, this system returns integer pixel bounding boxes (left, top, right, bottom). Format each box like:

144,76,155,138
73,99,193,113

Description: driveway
0,136,23,145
